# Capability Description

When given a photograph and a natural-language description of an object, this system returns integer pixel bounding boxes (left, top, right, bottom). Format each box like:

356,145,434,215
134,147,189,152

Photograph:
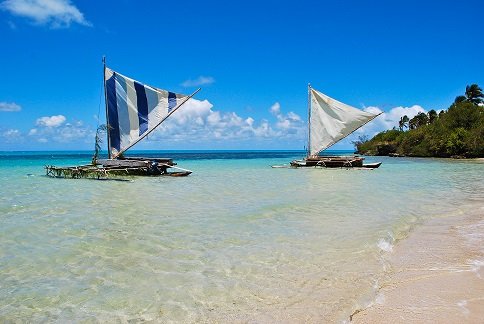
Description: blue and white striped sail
105,67,187,157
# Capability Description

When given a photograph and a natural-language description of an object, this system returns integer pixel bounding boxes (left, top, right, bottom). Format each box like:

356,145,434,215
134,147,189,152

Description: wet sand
352,206,484,323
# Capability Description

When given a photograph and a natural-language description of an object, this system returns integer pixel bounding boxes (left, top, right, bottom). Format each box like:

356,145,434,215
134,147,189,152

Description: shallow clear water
0,151,483,322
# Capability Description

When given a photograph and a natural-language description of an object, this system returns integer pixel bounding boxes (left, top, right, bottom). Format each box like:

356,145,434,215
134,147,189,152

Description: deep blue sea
0,150,483,322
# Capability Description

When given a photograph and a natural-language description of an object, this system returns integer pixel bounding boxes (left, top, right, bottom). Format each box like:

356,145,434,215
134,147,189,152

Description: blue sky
0,0,483,151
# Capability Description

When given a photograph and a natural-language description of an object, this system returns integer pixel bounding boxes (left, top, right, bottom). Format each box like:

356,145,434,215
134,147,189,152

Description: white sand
351,208,484,323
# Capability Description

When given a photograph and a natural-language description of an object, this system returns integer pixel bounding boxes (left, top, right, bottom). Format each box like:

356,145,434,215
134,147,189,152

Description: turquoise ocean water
0,151,483,322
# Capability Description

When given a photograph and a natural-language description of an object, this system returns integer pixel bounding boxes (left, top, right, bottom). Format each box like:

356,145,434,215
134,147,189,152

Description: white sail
105,67,188,158
309,88,380,156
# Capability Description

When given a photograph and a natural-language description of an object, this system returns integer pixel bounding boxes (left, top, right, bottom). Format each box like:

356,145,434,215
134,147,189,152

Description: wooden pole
112,88,201,159
159,163,192,173
307,83,311,158
102,56,111,159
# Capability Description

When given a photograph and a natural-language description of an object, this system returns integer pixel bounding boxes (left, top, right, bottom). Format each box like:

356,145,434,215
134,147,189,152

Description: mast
102,56,111,159
111,87,201,159
307,83,311,158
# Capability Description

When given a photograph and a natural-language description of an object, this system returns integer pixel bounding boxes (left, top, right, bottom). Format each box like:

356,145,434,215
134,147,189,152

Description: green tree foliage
454,84,483,105
409,112,429,130
355,84,484,158
428,109,438,124
454,95,466,104
465,84,484,105
354,129,403,155
398,115,409,131
445,128,468,156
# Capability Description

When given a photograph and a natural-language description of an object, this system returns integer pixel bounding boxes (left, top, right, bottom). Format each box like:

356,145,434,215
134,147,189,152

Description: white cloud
269,101,304,132
0,101,300,148
270,102,281,115
334,104,430,149
157,102,437,149
29,118,93,143
2,129,21,138
359,105,426,135
0,128,23,144
54,121,90,142
287,112,301,121
0,102,21,111
318,104,440,150
36,115,66,127
143,99,305,147
1,0,91,28
181,76,215,87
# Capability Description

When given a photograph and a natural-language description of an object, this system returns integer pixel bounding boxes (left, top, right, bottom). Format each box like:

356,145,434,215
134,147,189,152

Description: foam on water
0,151,483,322
377,233,394,253
469,259,484,278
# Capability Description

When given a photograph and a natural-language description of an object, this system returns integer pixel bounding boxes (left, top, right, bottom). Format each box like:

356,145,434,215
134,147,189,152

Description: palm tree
417,112,429,127
428,109,438,124
454,95,466,104
398,115,409,131
409,118,417,130
465,84,483,105
409,112,429,129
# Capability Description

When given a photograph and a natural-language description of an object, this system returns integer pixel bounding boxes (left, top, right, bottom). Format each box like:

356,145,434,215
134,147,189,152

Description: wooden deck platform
291,156,365,168
45,157,191,179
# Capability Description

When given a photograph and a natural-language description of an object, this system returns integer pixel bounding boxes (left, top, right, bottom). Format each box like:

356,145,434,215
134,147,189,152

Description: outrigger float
46,58,198,179
274,85,382,169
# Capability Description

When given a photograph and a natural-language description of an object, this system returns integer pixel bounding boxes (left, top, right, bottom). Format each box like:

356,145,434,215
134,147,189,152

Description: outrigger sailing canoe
289,85,382,169
46,58,199,179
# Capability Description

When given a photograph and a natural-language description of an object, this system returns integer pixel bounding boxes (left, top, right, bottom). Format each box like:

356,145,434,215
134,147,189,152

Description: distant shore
351,204,484,323
359,153,484,160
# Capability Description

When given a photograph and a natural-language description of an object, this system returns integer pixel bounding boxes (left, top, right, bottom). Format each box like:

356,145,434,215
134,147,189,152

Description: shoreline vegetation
354,84,484,158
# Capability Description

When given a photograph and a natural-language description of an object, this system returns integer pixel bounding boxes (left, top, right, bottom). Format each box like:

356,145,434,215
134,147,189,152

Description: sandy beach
352,205,484,323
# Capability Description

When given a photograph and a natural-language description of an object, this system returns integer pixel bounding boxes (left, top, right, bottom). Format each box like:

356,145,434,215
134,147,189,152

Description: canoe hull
290,156,381,169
